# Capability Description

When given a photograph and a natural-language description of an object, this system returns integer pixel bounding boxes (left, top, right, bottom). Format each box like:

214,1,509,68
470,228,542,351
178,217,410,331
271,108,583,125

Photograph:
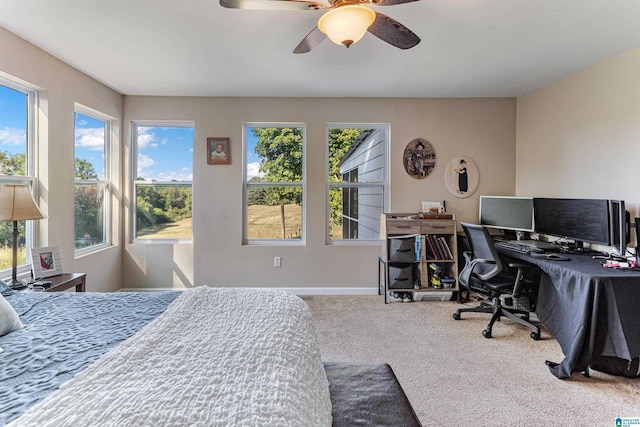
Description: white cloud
153,171,193,181
0,127,26,145
137,128,158,151
246,162,264,180
75,127,104,150
137,153,156,178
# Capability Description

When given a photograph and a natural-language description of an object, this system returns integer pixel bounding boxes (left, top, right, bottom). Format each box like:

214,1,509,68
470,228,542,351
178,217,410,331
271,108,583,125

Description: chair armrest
460,257,497,286
507,261,532,269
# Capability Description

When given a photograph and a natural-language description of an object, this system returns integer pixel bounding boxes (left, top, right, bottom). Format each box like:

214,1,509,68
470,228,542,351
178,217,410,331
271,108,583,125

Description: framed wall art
445,156,479,198
30,246,63,279
403,138,436,179
207,137,230,165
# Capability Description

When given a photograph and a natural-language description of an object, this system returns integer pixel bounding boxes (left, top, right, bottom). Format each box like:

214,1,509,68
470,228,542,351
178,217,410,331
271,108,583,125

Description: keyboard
494,240,544,254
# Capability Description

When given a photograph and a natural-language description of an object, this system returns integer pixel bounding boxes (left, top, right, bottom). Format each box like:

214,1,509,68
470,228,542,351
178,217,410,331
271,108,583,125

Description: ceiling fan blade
293,26,327,54
220,0,323,11
373,0,420,6
367,12,420,50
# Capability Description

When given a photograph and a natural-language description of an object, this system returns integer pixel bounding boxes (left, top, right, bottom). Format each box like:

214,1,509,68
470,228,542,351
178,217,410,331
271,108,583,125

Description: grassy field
137,205,303,240
247,204,302,239
137,217,193,239
0,247,27,272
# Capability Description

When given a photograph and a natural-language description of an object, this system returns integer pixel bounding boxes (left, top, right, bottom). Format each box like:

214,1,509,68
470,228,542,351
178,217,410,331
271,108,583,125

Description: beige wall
123,96,516,291
0,27,123,292
2,26,518,293
516,46,640,220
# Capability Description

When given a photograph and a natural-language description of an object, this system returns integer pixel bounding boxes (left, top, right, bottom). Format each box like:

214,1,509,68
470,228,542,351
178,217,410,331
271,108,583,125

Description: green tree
75,158,98,179
252,127,303,205
0,151,25,176
74,158,102,247
0,151,27,255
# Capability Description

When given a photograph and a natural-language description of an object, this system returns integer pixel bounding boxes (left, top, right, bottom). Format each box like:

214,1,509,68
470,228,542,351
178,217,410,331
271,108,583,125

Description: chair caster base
482,329,492,338
530,331,541,340
453,312,461,320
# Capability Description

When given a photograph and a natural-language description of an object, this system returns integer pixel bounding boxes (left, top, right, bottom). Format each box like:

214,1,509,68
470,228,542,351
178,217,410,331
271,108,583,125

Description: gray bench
324,362,422,427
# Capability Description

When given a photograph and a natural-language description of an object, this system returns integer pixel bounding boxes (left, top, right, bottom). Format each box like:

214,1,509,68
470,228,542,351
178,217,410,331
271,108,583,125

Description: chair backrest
460,222,504,281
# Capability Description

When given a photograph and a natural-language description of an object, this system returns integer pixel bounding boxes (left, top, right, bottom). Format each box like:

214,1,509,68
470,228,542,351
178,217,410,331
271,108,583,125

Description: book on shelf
425,235,436,259
438,236,454,260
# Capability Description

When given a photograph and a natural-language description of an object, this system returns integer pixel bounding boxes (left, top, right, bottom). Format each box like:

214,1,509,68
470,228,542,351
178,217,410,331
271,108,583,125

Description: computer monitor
479,196,534,232
609,200,630,256
533,198,610,248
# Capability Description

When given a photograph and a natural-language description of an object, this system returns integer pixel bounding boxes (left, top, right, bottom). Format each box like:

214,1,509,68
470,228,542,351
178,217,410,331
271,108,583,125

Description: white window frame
0,76,39,277
131,121,194,243
242,122,306,246
74,105,112,256
325,123,390,245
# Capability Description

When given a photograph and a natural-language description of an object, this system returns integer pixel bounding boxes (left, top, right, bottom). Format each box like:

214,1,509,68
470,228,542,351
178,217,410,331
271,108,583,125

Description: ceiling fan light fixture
318,5,376,48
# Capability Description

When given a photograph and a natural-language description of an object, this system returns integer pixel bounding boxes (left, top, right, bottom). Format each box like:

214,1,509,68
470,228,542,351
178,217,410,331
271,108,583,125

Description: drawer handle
430,226,447,229
395,249,411,252
393,278,409,281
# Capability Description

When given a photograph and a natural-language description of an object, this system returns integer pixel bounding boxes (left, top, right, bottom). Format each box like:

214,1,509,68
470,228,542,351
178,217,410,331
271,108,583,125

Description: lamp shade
0,184,46,221
318,5,376,48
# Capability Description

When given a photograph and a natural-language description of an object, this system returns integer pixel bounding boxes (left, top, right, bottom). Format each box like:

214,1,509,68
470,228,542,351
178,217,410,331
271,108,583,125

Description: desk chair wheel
530,331,541,340
482,329,492,338
453,312,461,320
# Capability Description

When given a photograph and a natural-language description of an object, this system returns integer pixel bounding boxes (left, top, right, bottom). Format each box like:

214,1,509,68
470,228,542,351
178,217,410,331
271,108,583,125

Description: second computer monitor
610,200,630,256
533,198,610,247
479,196,534,232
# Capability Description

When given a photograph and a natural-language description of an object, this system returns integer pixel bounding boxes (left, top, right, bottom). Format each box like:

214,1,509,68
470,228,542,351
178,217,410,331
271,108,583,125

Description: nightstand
41,273,87,292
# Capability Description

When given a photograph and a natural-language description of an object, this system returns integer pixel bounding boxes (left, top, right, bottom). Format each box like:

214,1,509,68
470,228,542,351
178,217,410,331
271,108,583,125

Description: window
327,125,388,242
132,123,194,240
244,123,305,242
0,78,37,273
74,107,111,252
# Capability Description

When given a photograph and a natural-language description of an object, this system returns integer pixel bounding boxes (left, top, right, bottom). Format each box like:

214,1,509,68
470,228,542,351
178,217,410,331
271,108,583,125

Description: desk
497,248,640,379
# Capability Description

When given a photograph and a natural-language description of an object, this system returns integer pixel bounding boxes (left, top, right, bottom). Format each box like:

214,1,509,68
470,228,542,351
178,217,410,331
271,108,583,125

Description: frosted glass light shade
318,5,376,48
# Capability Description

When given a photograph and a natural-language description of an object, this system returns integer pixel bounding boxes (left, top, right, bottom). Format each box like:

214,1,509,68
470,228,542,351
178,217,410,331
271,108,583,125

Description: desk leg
76,276,86,292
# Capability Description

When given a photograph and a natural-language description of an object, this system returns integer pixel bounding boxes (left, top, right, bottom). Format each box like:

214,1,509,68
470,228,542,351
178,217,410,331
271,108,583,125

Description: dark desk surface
497,248,640,379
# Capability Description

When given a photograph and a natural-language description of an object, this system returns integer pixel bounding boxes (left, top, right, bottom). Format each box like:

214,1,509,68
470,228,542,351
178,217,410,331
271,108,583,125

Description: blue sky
0,84,27,158
246,128,263,180
2,84,261,182
136,126,193,181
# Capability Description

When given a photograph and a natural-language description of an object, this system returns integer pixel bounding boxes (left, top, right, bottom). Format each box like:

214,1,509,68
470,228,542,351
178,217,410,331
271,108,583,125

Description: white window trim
325,123,390,246
242,122,306,246
73,105,112,256
0,76,39,277
131,121,194,243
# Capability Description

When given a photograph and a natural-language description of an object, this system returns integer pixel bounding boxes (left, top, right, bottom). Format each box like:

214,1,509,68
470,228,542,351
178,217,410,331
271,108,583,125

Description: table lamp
0,184,46,289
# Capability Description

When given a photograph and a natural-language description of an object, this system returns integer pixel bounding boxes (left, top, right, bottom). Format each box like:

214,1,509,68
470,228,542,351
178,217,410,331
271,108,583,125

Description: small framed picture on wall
207,137,230,165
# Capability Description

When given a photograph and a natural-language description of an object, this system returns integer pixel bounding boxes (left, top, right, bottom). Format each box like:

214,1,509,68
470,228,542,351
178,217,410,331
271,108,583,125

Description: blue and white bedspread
0,291,180,425
6,287,332,427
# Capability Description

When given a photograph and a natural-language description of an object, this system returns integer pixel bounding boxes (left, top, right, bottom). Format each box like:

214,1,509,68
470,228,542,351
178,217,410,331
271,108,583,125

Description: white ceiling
1,0,639,98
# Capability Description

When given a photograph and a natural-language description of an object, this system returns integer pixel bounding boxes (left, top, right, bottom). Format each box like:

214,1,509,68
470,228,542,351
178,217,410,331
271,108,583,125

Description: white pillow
0,294,24,337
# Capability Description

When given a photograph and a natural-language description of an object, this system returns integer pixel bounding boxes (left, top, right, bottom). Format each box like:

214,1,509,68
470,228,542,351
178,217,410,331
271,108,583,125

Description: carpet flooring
304,296,640,426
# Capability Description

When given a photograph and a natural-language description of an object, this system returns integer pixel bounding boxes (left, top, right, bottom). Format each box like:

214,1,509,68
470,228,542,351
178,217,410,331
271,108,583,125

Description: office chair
453,222,541,340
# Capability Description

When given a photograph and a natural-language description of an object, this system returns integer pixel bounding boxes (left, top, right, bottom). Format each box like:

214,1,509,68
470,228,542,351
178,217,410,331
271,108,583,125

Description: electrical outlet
274,256,281,268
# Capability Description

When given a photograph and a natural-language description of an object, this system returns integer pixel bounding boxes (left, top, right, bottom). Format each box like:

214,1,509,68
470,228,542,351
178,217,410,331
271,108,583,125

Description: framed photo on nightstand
30,246,63,279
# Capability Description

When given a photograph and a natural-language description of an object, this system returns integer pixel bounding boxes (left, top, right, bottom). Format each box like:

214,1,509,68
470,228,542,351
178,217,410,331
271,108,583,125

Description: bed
0,286,332,426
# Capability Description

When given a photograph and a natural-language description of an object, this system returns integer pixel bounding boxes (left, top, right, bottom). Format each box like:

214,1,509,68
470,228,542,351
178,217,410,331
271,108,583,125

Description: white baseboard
118,286,379,296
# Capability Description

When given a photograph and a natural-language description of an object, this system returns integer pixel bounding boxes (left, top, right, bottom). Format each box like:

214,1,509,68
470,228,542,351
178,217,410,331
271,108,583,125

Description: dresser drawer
386,220,421,235
421,221,454,235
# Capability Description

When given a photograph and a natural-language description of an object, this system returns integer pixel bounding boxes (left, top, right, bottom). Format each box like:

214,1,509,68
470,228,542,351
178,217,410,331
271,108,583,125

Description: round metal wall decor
445,156,479,198
403,138,436,179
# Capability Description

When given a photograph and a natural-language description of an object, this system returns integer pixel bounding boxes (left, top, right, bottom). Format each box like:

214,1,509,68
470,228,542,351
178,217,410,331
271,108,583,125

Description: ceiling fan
220,0,421,54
